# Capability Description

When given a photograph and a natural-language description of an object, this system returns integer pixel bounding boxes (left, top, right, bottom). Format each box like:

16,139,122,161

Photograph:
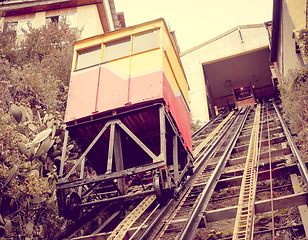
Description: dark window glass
46,16,60,24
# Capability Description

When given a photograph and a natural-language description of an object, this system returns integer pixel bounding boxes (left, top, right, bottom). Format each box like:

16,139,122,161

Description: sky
115,0,273,52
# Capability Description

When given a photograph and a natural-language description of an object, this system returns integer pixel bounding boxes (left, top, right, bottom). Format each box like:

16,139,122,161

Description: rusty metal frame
56,102,194,230
57,103,189,206
59,119,161,183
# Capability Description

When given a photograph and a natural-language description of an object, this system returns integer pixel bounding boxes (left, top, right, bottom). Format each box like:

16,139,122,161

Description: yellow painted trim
102,47,161,64
73,35,102,48
72,51,77,71
160,22,189,87
130,49,162,75
163,50,189,105
74,18,164,47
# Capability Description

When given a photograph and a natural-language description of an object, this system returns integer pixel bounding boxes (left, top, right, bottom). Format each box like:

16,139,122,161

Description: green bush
278,31,308,157
0,18,82,239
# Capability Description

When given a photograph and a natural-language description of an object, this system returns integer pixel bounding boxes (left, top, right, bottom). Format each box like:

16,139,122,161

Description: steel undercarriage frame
56,103,193,220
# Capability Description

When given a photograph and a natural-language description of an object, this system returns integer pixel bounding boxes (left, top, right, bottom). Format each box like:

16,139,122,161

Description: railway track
57,101,308,240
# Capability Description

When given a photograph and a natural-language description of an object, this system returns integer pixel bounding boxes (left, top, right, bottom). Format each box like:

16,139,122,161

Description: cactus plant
0,102,83,239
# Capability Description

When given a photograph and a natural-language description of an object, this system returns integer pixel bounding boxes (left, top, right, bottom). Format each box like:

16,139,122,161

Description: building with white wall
270,0,306,79
181,24,276,123
0,0,125,40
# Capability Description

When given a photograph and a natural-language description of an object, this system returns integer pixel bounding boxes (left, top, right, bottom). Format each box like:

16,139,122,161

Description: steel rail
193,111,236,171
192,110,226,140
155,117,238,240
250,102,266,240
178,107,250,240
233,104,261,239
136,109,241,240
107,195,156,239
273,102,308,187
193,110,235,158
267,104,275,239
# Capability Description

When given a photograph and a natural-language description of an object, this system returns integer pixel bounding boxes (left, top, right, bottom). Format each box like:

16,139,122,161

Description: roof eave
1,0,101,17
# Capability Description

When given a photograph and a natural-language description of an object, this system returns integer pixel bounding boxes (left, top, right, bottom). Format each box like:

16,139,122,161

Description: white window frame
45,13,76,27
60,13,76,27
16,19,34,35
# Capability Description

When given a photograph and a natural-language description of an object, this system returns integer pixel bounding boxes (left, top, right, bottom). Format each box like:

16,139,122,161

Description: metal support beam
173,135,179,181
114,126,126,195
159,105,166,163
78,158,85,196
106,123,116,174
118,122,158,161
205,192,308,222
57,161,165,190
59,130,69,178
63,120,115,180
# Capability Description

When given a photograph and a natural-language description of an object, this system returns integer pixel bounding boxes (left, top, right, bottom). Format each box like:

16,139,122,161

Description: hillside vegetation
0,19,82,239
0,16,307,239
278,28,308,158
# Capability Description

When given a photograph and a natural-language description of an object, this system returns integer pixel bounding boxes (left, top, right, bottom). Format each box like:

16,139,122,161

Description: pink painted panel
96,66,129,112
64,67,99,122
65,67,192,155
128,71,164,105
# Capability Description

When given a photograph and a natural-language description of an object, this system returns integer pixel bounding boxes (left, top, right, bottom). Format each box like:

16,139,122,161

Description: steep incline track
57,101,308,240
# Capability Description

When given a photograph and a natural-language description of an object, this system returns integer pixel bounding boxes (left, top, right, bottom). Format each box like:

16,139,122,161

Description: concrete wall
279,0,305,77
77,5,104,39
180,25,269,123
285,0,306,31
34,12,45,28
1,3,109,40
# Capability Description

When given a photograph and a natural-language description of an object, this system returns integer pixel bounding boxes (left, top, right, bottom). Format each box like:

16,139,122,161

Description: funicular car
56,18,194,220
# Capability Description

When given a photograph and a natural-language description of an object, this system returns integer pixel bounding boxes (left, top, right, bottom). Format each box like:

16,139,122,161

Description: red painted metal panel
65,67,192,154
96,66,129,112
65,67,99,122
236,98,255,109
162,74,192,154
128,71,164,105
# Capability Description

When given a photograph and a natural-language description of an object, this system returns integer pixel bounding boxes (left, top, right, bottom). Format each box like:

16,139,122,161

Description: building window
46,13,76,27
62,13,76,27
3,19,33,35
76,45,101,70
17,19,34,35
133,30,158,54
46,16,60,24
3,21,18,32
104,37,131,62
